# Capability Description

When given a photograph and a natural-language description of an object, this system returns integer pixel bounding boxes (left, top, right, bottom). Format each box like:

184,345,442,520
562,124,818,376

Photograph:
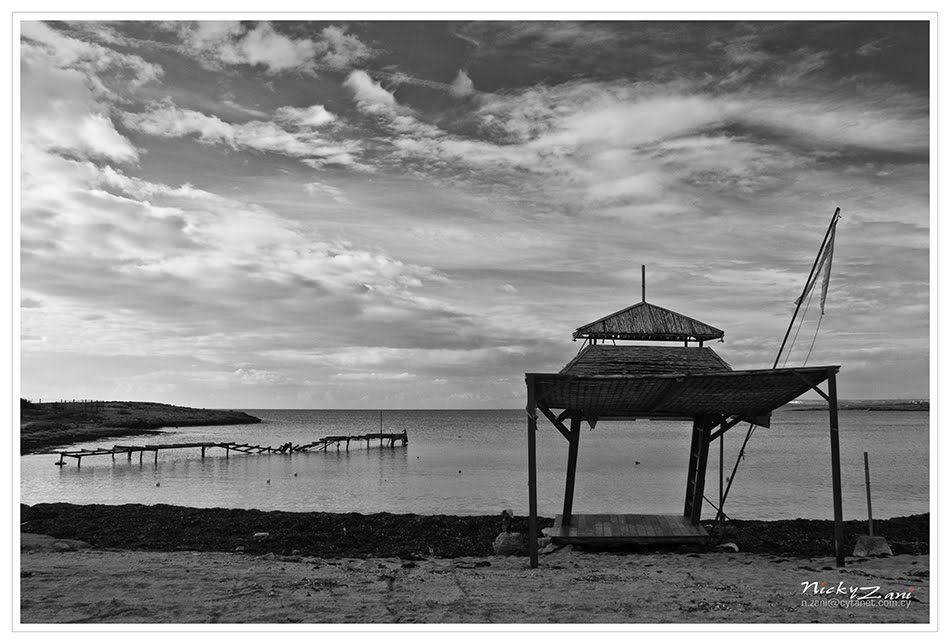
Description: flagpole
773,207,841,369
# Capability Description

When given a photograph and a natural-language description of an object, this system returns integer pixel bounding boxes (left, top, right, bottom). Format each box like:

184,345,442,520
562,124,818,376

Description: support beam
708,416,744,442
828,369,845,567
537,403,572,441
526,376,539,569
561,414,582,526
793,371,830,403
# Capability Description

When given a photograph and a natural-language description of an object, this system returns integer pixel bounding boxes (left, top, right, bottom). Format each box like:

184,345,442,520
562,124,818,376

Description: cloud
169,21,373,75
449,69,476,98
275,104,337,127
316,25,374,69
21,21,163,91
21,57,139,163
303,181,351,205
343,70,397,112
122,102,363,164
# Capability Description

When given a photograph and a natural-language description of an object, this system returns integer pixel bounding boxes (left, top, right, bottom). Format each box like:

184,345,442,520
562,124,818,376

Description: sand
18,535,929,625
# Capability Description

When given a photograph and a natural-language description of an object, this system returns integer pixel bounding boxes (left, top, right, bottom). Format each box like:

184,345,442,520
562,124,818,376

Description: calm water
20,409,929,521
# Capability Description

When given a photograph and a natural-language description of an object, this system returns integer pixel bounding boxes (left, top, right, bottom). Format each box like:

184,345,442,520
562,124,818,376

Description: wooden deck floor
549,514,709,545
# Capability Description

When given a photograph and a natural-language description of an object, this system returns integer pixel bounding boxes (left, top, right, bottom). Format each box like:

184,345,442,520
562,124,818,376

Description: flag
794,221,837,314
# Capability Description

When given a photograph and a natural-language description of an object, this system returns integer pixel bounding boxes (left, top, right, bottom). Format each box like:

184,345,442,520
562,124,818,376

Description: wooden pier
53,431,409,467
548,513,709,545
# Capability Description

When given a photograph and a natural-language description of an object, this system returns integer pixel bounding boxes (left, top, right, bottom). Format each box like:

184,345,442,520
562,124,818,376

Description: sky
18,19,931,408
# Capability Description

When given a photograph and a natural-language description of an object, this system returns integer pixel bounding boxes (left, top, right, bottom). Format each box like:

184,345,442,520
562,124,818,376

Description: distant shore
19,503,928,560
784,400,929,412
20,401,261,454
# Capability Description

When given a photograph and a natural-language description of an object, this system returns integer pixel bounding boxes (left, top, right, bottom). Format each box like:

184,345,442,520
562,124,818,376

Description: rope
701,496,785,548
781,284,816,367
802,312,825,366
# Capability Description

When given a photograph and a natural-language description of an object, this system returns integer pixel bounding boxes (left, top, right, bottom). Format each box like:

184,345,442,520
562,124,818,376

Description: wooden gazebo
524,284,844,568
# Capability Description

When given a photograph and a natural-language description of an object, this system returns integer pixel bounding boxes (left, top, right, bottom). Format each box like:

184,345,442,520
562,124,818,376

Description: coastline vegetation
20,399,261,454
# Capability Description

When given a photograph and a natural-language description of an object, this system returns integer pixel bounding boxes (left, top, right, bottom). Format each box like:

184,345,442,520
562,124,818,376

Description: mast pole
641,265,646,303
773,207,840,368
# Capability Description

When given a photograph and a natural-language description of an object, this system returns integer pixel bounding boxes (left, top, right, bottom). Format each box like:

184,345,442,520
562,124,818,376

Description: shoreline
20,503,928,560
19,505,930,624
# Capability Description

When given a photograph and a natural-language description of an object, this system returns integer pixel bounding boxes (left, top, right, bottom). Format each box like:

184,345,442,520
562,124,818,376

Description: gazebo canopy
573,301,725,343
531,365,837,423
561,344,732,378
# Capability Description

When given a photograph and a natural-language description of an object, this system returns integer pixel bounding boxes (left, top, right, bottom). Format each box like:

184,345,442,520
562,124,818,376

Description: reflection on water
20,409,929,520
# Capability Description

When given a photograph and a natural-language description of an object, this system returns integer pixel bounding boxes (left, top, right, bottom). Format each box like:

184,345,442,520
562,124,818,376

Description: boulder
493,531,524,555
853,535,892,557
715,542,740,553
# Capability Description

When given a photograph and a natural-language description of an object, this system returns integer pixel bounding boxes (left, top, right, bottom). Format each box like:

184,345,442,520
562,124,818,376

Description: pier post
139,450,143,465
201,446,206,459
154,449,158,465
76,456,82,469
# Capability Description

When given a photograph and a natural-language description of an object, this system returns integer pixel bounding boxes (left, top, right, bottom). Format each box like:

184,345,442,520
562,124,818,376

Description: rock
537,537,552,549
234,546,245,552
291,549,300,556
853,535,892,557
541,527,558,538
715,542,740,552
538,542,563,555
253,532,270,539
493,531,524,555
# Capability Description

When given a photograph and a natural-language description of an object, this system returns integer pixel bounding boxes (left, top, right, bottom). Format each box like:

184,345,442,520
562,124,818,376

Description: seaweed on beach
19,503,927,560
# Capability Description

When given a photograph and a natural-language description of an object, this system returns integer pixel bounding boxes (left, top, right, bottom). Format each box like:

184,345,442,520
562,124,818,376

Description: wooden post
828,369,845,567
527,375,539,569
154,449,158,464
864,451,874,536
201,446,206,459
225,446,229,459
717,430,724,525
561,413,581,526
641,265,646,302
139,450,143,465
685,416,711,525
76,456,81,469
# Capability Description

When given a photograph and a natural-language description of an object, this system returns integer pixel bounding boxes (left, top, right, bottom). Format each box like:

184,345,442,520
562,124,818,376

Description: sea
19,408,930,521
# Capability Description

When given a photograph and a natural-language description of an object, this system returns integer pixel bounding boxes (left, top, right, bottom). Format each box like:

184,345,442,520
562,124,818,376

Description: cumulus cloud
21,58,139,163
21,21,163,91
343,70,397,112
275,103,337,127
169,21,373,74
449,69,476,98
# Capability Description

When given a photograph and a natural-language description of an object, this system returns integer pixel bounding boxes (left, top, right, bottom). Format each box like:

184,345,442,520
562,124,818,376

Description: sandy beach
19,534,929,625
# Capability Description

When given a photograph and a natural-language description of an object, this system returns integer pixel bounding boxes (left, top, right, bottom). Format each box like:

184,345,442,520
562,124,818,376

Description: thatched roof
560,345,732,377
528,366,837,422
573,301,724,343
